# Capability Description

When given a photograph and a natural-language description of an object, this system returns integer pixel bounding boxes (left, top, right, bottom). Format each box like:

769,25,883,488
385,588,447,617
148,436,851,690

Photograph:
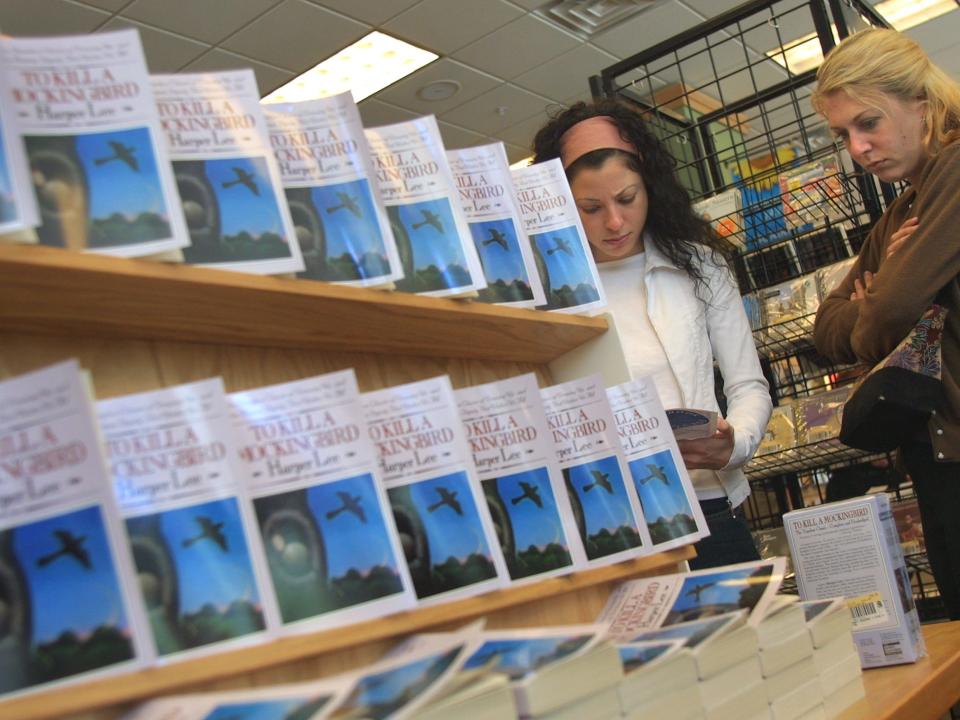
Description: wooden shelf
0,546,693,720
0,244,607,364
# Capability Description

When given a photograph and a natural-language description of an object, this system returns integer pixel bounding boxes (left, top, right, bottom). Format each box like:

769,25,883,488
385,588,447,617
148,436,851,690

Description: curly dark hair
532,98,730,296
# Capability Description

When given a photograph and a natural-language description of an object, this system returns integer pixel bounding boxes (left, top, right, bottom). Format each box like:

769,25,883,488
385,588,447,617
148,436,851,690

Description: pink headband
558,116,638,169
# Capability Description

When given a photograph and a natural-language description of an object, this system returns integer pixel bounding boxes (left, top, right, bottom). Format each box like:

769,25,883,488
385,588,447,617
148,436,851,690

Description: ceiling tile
679,0,740,18
0,0,109,35
453,14,581,80
512,43,616,101
222,0,368,72
906,10,960,56
100,17,208,72
123,0,279,44
440,82,553,136
592,1,702,58
307,0,421,26
181,48,294,96
375,58,502,116
497,109,554,149
358,98,419,128
437,121,488,150
384,0,524,55
75,0,131,11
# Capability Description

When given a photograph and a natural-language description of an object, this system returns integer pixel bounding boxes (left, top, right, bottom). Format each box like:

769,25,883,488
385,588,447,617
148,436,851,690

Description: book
815,255,857,300
228,370,416,633
799,597,852,648
757,595,807,648
599,558,787,636
823,675,865,718
757,404,797,456
361,376,507,604
758,274,819,327
616,640,700,714
410,672,516,720
454,373,584,584
511,158,606,315
97,377,274,660
0,29,188,256
540,374,651,565
779,155,846,233
764,653,817,703
784,494,926,668
447,142,546,308
152,70,305,274
533,685,622,720
665,407,718,440
794,386,851,444
364,115,486,297
759,626,814,677
769,675,823,720
890,498,925,556
0,360,147,699
0,89,38,236
262,91,403,288
606,377,707,550
742,292,763,331
459,625,623,717
692,188,744,249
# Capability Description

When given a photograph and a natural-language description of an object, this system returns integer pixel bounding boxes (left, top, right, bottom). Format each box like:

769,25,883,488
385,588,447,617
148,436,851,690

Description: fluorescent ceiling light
262,31,437,104
510,155,535,169
766,0,955,75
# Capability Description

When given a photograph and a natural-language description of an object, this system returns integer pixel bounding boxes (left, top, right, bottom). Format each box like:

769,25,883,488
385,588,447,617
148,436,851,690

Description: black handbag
839,304,947,452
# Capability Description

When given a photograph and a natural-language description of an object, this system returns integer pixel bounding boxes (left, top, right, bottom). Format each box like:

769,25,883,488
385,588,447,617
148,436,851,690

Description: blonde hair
812,28,960,153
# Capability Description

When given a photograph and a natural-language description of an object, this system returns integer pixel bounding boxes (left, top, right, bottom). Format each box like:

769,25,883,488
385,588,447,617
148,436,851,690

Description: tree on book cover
252,473,404,624
664,563,775,625
469,219,534,303
561,457,643,560
125,496,265,655
531,227,601,310
27,128,172,250
389,199,473,293
287,177,392,282
464,635,592,680
481,468,573,579
626,450,698,543
176,156,294,264
0,505,134,693
387,471,498,599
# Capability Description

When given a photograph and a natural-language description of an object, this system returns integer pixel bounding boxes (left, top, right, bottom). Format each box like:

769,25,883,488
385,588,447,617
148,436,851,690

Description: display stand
0,243,694,720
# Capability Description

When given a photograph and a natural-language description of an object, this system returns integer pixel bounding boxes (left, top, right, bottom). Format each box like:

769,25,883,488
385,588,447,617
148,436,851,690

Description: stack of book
802,598,865,718
615,640,701,720
757,596,823,720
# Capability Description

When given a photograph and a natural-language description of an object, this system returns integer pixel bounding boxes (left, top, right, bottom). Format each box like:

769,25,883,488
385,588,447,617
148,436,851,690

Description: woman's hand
886,216,918,259
677,418,735,470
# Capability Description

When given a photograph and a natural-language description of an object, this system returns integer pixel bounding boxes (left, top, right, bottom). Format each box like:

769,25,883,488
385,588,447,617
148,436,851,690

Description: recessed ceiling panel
384,0,523,55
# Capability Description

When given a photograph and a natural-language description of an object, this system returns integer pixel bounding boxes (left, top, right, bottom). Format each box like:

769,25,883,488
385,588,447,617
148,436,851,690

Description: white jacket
642,240,772,508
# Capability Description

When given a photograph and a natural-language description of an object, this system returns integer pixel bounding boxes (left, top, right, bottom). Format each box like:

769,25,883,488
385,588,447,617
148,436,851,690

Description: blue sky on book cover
487,467,568,553
393,198,468,273
566,455,639,536
464,635,591,679
205,156,289,247
532,225,597,290
628,450,694,522
307,178,388,262
468,218,529,285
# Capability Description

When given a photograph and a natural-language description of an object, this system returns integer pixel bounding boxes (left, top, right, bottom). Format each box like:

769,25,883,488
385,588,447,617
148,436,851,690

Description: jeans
900,442,960,620
689,498,761,570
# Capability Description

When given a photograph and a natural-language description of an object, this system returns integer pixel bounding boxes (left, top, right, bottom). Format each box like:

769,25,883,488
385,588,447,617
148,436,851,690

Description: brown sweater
814,140,960,462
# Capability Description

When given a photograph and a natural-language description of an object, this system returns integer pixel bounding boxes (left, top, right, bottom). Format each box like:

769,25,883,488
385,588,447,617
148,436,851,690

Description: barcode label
846,592,889,629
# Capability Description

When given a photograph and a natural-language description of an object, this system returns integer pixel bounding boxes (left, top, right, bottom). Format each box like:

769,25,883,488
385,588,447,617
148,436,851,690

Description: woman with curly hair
533,99,772,569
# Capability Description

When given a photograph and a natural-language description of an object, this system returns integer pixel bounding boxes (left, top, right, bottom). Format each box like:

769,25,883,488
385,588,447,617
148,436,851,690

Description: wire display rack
746,437,884,481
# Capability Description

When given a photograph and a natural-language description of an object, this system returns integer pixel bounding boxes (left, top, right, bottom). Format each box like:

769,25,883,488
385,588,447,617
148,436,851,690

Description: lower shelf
746,437,884,480
1,546,694,720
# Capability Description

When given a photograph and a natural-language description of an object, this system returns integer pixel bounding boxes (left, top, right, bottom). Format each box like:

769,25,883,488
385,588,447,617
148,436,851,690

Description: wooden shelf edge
0,244,607,364
0,546,693,720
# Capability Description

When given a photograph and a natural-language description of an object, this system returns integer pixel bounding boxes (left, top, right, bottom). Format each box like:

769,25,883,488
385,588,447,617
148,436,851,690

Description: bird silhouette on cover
546,236,572,256
36,529,92,570
326,191,362,218
325,490,367,523
510,481,543,508
426,486,463,515
483,228,509,250
583,469,614,494
182,515,228,551
221,166,260,196
93,140,139,172
412,209,443,232
685,581,717,601
637,464,670,486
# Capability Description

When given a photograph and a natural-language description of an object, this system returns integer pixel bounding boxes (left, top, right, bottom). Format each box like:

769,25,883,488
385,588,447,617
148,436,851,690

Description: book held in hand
607,377,707,550
263,91,403,287
455,373,584,584
447,142,545,307
364,115,486,297
362,376,507,604
229,369,415,633
152,70,305,274
0,29,188,256
0,360,148,699
97,377,275,661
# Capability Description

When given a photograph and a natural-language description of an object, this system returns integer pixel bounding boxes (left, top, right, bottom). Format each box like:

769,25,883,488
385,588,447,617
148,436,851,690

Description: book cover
229,370,415,633
454,373,585,584
361,376,507,605
511,158,606,315
0,99,38,235
97,377,275,660
0,29,188,256
0,360,147,699
152,70,305,274
447,142,546,307
784,494,925,667
599,558,787,637
539,374,651,565
263,92,402,287
758,274,819,327
794,386,851,444
757,404,798,456
364,115,486,297
664,408,718,440
692,188,744,249
606,377,708,550
815,255,857,301
779,155,845,232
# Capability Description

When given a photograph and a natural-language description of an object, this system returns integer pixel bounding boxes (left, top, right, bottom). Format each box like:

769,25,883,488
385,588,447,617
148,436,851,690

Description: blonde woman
813,28,960,619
